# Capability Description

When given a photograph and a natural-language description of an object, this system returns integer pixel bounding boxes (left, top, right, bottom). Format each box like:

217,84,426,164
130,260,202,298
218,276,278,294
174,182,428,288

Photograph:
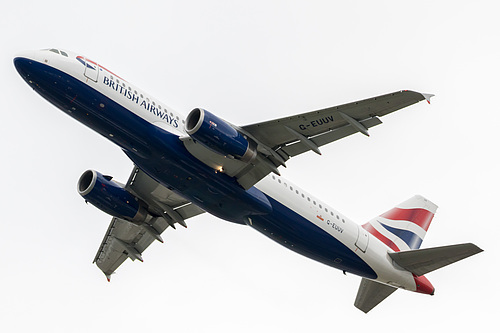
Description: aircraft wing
241,90,433,159
93,166,205,280
182,90,432,190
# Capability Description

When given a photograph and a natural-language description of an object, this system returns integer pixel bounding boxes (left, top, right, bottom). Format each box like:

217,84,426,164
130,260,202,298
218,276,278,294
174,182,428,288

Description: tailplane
389,243,483,276
354,279,397,313
354,243,482,313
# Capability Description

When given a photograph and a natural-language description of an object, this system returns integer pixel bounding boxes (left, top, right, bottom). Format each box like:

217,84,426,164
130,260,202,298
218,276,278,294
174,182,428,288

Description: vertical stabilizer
363,195,437,252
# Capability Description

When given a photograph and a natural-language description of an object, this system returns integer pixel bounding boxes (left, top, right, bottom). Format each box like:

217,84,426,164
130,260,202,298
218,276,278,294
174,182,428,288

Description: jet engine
77,170,148,222
185,108,257,162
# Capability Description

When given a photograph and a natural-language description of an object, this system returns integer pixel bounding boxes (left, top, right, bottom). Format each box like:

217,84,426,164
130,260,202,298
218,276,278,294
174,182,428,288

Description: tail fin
363,195,438,252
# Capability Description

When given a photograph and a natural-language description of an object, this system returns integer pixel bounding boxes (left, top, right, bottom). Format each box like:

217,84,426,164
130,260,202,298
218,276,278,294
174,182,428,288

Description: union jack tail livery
355,195,481,313
363,195,437,252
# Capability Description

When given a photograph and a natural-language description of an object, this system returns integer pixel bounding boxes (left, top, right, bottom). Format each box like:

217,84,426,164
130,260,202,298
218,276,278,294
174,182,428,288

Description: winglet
421,93,435,104
104,272,114,282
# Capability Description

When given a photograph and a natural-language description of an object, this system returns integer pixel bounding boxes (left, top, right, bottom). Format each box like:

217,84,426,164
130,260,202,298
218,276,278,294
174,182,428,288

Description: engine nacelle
77,170,147,222
185,108,256,162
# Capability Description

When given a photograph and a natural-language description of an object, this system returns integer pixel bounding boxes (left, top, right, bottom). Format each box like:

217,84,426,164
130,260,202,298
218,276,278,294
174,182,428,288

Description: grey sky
1,1,497,331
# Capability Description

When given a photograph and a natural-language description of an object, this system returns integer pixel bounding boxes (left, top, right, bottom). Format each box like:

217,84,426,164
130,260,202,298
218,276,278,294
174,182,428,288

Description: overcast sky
1,1,498,332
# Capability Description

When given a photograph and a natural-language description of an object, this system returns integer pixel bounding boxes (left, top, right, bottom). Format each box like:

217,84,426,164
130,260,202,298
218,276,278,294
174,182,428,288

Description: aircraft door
84,58,99,82
355,225,369,253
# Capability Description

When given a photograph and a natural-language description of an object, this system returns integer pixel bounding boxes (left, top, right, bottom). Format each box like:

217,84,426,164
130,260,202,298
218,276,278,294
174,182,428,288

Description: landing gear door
84,58,99,82
356,225,369,253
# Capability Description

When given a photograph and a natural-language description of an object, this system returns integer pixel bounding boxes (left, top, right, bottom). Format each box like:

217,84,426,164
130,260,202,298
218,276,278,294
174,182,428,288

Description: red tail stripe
362,223,400,252
381,208,434,231
413,274,435,295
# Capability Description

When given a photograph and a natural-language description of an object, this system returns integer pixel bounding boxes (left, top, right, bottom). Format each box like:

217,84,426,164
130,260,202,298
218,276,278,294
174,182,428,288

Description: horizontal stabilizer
389,243,483,276
354,278,397,313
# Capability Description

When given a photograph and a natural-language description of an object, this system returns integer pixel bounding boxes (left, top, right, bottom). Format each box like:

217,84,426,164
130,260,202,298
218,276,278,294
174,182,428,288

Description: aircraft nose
14,50,38,65
14,49,36,59
13,50,47,86
14,51,37,78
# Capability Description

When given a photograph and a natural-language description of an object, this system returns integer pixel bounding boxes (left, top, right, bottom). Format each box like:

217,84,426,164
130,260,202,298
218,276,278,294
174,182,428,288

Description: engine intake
185,108,256,162
77,170,147,222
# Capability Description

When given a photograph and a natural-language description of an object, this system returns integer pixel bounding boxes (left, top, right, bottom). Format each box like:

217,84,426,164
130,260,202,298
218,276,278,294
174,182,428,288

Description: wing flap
354,278,397,313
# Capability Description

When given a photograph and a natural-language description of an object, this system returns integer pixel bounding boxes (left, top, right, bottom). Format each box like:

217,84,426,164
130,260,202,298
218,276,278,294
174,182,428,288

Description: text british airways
102,76,178,128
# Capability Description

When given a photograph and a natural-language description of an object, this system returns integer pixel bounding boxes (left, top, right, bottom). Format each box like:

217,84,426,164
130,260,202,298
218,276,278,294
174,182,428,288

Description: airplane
14,48,482,313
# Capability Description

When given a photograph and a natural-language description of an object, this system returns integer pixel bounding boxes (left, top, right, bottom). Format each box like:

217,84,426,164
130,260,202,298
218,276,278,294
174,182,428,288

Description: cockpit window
47,48,68,57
